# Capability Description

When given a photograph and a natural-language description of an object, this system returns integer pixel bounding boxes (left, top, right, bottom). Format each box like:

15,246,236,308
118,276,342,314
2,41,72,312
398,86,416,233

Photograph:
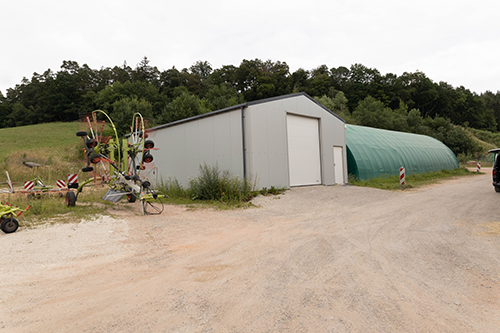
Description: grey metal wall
244,95,347,189
151,109,244,187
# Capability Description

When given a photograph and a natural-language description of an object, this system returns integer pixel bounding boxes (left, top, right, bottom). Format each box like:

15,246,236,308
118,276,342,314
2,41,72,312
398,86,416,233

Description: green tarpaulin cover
346,125,459,180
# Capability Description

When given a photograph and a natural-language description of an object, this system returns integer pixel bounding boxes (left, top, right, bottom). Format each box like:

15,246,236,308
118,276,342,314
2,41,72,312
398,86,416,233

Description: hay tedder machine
1,202,29,234
66,110,166,215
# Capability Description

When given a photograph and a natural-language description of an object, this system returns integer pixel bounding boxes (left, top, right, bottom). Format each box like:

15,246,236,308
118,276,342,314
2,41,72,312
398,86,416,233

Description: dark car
488,148,500,192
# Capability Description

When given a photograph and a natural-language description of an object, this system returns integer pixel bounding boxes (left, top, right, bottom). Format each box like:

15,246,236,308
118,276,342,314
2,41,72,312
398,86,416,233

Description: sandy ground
1,170,500,333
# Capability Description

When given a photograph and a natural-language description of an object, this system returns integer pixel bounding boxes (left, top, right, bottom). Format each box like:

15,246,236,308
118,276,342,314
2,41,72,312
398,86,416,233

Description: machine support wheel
66,191,76,207
1,217,19,234
127,192,137,203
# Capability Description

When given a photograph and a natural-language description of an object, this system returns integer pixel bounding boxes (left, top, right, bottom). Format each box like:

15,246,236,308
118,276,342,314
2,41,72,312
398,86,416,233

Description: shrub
188,163,222,200
188,163,255,202
158,163,285,204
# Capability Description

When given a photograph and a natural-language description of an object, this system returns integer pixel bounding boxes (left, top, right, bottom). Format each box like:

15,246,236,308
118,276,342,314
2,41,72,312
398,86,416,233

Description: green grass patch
0,187,116,229
0,122,84,183
349,168,479,190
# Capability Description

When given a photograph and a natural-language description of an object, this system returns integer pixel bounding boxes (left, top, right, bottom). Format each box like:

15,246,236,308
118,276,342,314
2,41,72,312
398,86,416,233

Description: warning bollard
400,167,406,186
477,162,481,173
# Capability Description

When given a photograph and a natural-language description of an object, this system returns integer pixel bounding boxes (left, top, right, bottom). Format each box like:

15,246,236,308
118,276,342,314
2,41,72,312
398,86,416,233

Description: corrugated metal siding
245,95,346,188
244,99,289,188
152,109,244,187
346,124,459,181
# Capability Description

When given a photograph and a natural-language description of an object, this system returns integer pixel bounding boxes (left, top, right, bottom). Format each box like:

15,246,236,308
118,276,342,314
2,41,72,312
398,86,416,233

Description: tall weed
159,177,189,199
187,163,256,202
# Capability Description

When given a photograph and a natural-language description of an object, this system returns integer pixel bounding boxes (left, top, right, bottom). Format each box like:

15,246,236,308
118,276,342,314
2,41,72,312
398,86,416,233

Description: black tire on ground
76,131,88,137
127,193,137,203
495,185,500,193
82,166,93,172
66,191,76,207
144,140,155,149
1,217,19,234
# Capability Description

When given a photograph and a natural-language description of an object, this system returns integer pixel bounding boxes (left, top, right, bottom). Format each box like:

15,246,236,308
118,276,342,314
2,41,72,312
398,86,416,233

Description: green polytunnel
346,124,459,181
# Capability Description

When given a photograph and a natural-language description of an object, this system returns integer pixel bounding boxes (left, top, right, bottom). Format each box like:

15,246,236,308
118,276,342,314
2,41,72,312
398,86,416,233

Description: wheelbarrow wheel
66,191,76,207
1,217,19,234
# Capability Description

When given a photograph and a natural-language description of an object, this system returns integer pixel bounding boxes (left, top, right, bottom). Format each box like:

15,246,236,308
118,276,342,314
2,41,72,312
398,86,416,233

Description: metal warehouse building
147,93,347,189
346,124,459,181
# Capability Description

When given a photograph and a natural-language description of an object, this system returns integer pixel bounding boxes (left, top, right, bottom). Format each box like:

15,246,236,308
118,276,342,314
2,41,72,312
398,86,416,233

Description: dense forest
1,57,500,157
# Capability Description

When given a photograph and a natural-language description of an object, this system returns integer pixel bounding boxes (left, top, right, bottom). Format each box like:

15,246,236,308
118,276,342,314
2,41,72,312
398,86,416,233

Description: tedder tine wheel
127,113,146,178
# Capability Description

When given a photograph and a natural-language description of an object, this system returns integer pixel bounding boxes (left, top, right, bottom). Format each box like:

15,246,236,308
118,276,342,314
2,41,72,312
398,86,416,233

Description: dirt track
2,170,500,332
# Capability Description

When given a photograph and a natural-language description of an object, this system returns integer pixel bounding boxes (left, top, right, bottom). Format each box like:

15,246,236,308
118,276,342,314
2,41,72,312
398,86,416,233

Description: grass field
0,122,80,161
0,122,84,183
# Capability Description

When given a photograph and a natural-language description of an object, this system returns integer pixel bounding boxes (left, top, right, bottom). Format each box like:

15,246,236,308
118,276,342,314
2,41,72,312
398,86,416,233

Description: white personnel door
333,146,344,184
286,114,321,186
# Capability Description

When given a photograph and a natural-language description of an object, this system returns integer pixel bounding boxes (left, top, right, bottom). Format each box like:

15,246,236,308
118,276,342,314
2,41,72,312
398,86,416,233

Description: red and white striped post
477,162,481,173
400,167,406,186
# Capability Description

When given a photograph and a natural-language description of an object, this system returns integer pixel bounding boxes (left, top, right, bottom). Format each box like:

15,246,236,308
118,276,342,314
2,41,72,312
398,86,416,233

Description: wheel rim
3,219,18,233
5,221,16,232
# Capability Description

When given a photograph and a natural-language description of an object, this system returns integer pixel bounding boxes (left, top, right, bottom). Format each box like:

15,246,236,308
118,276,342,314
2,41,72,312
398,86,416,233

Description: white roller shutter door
286,114,321,186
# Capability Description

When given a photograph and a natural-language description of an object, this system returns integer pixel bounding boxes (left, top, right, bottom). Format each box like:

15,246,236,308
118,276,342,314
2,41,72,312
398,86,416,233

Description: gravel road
1,170,500,332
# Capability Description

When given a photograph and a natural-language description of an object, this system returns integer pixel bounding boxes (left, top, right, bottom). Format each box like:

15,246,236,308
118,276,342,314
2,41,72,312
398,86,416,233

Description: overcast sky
1,0,499,96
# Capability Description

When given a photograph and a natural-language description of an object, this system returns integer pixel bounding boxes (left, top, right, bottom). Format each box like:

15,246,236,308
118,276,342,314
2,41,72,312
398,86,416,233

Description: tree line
1,57,499,156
